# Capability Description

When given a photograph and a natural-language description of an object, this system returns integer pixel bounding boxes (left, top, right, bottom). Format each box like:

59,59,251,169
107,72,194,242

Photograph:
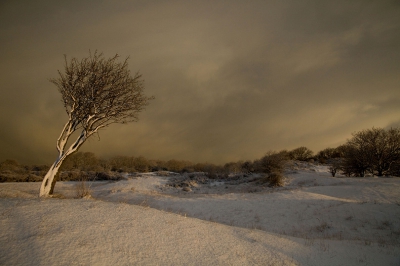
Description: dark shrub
257,151,287,174
267,172,284,187
258,172,284,187
288,147,314,161
340,128,400,176
95,171,125,181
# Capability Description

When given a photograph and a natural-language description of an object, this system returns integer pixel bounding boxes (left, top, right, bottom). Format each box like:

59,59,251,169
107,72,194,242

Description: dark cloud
0,0,399,164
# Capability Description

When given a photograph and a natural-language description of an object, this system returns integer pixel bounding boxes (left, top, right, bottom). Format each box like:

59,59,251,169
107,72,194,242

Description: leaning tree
39,51,154,197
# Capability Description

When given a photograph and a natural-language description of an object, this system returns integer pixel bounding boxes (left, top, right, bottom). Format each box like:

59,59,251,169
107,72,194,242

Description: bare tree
340,127,400,177
39,51,154,197
340,142,371,177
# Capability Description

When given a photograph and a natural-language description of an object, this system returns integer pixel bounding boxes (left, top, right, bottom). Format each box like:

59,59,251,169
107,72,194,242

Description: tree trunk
39,128,88,197
39,159,63,197
39,152,84,197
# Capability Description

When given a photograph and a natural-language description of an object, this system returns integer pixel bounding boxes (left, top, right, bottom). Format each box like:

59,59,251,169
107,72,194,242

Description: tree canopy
39,51,153,197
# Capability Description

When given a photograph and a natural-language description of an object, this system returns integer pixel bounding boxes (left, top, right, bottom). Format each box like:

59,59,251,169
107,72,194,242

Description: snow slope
1,166,399,265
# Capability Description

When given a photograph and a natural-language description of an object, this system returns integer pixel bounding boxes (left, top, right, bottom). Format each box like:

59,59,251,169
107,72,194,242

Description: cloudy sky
1,0,399,165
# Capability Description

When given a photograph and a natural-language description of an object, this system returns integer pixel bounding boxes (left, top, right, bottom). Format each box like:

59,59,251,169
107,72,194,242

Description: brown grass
75,180,92,198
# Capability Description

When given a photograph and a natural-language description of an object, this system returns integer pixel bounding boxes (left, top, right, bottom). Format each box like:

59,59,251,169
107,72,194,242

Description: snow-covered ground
1,164,399,265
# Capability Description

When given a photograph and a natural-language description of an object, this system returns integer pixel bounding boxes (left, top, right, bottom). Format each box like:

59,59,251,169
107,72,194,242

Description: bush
25,174,43,182
30,165,50,172
256,151,287,174
61,152,102,171
288,147,314,161
267,172,284,187
0,171,20,182
223,161,243,174
241,160,254,173
258,172,284,187
59,171,81,181
205,165,224,179
108,155,139,172
316,148,343,163
95,171,125,181
0,159,28,174
132,156,151,172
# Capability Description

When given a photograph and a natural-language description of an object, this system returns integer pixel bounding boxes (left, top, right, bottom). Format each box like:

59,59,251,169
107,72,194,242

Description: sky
0,0,400,165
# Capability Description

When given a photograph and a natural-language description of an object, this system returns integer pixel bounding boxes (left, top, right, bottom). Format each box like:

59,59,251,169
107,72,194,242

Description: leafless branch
50,51,154,156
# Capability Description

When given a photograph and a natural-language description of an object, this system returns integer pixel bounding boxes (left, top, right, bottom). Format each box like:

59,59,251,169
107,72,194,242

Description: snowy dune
1,164,399,265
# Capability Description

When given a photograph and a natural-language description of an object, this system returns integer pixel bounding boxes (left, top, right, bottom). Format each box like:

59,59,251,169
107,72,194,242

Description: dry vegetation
1,127,399,188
